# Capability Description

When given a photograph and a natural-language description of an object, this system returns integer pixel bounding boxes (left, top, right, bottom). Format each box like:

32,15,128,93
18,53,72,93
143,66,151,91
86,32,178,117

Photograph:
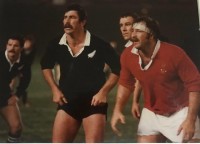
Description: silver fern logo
88,50,96,58
18,65,24,70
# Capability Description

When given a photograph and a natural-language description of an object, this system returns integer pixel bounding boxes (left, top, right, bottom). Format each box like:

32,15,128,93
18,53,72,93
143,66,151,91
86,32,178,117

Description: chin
124,37,129,41
64,29,73,33
8,56,16,62
133,42,140,47
8,53,15,58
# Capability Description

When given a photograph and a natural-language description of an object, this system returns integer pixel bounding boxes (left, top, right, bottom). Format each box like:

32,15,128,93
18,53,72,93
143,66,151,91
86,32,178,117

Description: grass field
0,59,139,143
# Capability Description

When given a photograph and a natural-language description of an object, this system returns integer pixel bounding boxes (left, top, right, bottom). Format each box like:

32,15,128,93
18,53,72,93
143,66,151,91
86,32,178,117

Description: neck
66,30,86,47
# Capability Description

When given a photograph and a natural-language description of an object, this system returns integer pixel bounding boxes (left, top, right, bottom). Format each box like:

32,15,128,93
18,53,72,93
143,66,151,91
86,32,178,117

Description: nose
65,17,70,22
131,30,136,38
9,45,15,50
121,25,126,31
63,17,70,24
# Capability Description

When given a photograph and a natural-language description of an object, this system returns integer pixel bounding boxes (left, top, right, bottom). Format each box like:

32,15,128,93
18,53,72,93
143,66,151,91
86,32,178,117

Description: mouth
133,41,139,45
122,33,129,36
64,27,72,30
8,50,16,54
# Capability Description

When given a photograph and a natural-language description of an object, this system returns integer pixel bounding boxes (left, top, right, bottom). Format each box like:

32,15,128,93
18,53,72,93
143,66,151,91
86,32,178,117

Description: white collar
125,40,133,48
59,30,91,57
131,40,161,70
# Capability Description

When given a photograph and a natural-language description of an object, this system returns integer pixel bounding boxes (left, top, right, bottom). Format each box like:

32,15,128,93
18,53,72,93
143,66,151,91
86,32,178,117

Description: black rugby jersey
41,33,120,100
0,50,24,99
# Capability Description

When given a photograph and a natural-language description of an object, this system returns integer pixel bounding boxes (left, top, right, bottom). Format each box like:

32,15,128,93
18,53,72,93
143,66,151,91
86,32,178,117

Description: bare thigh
82,114,106,143
0,104,22,135
137,134,167,143
52,110,81,143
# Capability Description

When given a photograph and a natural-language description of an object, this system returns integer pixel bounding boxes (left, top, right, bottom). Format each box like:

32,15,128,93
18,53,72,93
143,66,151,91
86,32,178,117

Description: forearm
186,91,200,121
133,79,142,103
99,73,119,95
10,77,17,93
114,85,132,112
42,69,58,90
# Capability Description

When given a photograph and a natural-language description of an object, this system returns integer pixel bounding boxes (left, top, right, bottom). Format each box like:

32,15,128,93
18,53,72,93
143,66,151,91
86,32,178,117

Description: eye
136,29,144,33
125,23,132,26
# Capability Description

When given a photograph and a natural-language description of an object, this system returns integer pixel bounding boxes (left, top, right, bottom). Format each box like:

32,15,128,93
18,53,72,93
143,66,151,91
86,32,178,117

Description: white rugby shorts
137,107,200,142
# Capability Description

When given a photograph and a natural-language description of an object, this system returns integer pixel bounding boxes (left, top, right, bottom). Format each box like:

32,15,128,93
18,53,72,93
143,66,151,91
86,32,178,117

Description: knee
189,139,200,143
137,135,166,143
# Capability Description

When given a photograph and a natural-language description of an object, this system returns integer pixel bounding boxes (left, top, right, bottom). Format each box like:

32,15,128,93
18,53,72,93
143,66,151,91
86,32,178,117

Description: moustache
64,24,73,29
131,37,139,42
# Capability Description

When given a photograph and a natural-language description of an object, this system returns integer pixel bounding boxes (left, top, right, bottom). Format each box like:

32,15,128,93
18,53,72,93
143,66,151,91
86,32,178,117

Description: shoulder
90,34,110,46
49,34,63,44
45,34,63,51
160,42,186,55
89,34,115,54
121,45,133,57
120,46,136,65
159,42,188,64
45,33,63,47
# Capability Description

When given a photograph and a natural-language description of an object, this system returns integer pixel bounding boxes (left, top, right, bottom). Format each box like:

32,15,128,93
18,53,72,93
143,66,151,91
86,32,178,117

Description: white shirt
125,40,133,48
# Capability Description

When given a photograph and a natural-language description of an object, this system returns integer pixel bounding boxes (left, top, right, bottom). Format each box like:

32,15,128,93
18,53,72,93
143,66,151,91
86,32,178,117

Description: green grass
0,60,139,143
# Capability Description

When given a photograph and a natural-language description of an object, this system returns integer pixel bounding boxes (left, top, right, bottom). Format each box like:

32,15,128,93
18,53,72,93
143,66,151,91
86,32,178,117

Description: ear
19,47,23,52
82,20,87,27
149,33,155,40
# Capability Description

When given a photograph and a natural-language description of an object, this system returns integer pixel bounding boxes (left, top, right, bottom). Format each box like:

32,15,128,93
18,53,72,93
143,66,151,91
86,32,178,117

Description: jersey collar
131,40,161,70
59,30,91,57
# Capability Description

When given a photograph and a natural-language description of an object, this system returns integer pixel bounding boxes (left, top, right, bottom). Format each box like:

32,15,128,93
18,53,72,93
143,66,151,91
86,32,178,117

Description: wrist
133,101,139,105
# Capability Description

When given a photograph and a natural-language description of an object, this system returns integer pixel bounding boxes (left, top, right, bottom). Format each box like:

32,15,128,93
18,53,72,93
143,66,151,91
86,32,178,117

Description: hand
91,91,107,106
177,118,195,142
8,95,19,105
111,110,126,136
131,102,141,120
52,87,67,105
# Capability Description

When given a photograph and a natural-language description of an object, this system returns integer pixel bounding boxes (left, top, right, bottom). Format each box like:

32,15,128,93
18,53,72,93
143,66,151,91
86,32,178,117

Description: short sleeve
118,49,135,91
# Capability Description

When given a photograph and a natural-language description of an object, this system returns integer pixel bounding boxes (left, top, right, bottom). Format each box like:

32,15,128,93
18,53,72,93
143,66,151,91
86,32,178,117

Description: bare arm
42,69,67,105
187,92,200,122
178,91,200,142
132,79,142,119
53,64,60,84
91,73,119,106
111,84,132,136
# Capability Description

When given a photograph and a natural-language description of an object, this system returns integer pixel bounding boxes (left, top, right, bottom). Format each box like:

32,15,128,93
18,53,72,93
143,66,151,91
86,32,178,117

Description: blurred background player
119,12,138,49
119,12,143,120
0,34,24,142
10,35,36,107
